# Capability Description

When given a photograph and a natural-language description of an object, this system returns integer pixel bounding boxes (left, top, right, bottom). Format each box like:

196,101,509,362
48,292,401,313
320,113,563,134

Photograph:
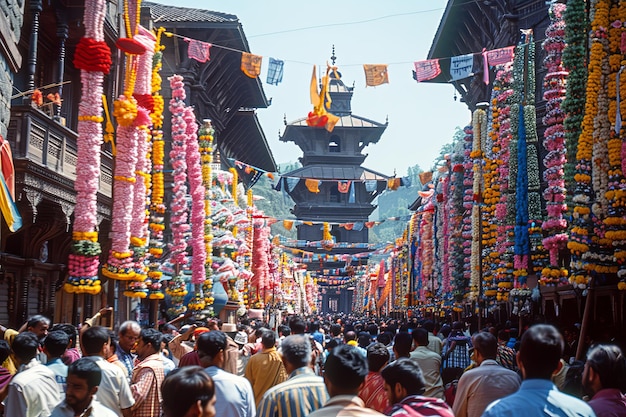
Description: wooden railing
7,104,113,198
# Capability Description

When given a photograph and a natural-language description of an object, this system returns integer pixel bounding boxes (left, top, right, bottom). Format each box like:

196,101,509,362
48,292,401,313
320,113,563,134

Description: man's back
483,379,595,417
308,394,385,417
257,367,329,417
84,355,134,416
245,347,287,405
409,346,444,399
5,359,61,417
452,359,520,417
206,365,256,417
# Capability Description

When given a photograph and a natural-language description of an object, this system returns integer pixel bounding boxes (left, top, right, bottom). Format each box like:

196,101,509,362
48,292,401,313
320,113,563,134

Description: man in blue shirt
483,324,594,417
44,330,70,394
198,331,255,417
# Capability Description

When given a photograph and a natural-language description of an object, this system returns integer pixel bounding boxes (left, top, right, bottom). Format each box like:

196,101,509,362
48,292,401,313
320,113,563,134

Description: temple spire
330,45,336,66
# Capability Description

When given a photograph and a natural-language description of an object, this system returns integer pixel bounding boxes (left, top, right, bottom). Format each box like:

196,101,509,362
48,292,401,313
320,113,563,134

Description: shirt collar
479,359,499,366
289,366,315,379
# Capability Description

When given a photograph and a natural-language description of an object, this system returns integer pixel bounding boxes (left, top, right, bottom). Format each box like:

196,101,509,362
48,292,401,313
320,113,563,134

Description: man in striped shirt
257,335,329,417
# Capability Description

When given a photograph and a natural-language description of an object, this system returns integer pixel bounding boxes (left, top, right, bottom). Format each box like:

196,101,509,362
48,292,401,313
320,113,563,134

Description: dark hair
381,358,426,396
473,331,498,360
422,320,435,333
261,330,276,349
162,366,215,417
366,342,390,372
289,316,306,335
358,332,371,348
139,328,163,351
330,323,342,337
281,335,312,368
12,332,39,362
81,326,110,356
412,328,429,346
44,330,70,358
68,357,102,389
309,320,320,332
278,325,291,337
27,315,50,329
394,332,413,358
377,332,391,346
0,340,11,363
344,330,357,342
197,331,226,358
325,345,368,391
51,323,77,348
367,323,379,337
519,324,563,379
497,329,510,342
586,344,626,391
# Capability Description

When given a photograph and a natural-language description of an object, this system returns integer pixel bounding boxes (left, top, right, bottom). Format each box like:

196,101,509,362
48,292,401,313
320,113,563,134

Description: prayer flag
363,64,389,87
185,38,211,63
413,59,441,82
365,180,377,192
310,65,320,107
337,180,351,193
305,179,321,193
485,46,515,66
241,52,262,78
266,58,284,85
449,53,474,81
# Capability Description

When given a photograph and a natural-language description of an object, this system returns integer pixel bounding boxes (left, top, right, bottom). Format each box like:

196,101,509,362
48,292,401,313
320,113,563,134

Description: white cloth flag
450,54,474,81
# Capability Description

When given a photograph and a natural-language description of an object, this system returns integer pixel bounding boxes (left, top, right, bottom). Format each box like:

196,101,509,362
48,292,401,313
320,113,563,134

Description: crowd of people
0,310,624,416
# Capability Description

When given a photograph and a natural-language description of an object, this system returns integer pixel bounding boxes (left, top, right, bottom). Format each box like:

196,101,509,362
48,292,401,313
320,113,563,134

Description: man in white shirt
5,331,61,417
453,332,520,417
81,326,135,417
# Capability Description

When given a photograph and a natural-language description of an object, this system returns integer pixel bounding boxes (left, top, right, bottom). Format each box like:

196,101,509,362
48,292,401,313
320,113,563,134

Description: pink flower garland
65,0,109,294
168,75,190,267
183,107,207,284
541,3,569,285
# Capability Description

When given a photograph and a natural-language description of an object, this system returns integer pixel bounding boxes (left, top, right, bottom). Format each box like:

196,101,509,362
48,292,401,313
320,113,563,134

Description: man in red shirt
359,343,390,413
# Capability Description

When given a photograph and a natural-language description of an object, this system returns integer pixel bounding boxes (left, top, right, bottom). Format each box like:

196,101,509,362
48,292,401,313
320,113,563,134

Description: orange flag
305,179,321,193
241,53,262,78
283,220,293,230
363,64,389,87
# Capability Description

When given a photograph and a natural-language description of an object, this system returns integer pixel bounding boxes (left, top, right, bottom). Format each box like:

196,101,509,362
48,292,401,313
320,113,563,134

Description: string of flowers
438,161,452,294
562,0,589,211
165,74,190,315
199,120,216,310
183,106,207,289
124,28,156,298
459,126,474,303
147,28,166,300
541,3,570,286
102,0,145,281
470,108,486,299
64,0,111,294
492,64,515,299
449,137,467,306
567,0,608,289
612,1,626,290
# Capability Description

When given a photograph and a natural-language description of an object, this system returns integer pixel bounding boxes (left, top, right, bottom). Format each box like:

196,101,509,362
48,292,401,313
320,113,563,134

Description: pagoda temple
280,54,389,313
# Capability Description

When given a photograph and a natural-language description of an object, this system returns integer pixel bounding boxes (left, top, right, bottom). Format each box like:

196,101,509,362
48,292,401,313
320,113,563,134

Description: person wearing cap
217,321,241,375
197,331,255,417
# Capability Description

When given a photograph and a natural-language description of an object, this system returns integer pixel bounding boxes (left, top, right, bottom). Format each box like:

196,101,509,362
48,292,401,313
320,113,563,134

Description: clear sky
155,0,471,177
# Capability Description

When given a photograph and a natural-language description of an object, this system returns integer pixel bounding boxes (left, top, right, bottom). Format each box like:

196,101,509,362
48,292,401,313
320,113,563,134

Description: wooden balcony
7,104,113,200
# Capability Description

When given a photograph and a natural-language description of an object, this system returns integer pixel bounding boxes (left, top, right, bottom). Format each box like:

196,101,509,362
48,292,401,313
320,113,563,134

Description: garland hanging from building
64,0,111,294
541,3,570,286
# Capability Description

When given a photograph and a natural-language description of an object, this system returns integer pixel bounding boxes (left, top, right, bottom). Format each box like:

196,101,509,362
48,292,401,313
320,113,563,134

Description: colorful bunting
305,178,321,193
241,52,262,78
449,53,474,81
485,46,515,65
414,59,441,82
267,57,284,85
337,180,351,193
185,38,211,63
363,64,389,86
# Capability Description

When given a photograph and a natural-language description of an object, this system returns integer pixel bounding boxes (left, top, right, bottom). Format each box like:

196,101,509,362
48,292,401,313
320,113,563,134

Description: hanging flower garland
198,120,216,308
102,0,145,281
166,74,190,316
146,28,166,300
64,0,111,294
458,126,474,302
124,27,156,298
491,64,515,297
568,0,609,289
541,3,570,286
612,1,626,290
470,108,486,299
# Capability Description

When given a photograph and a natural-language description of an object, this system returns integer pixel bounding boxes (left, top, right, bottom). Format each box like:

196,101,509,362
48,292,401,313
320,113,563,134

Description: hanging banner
449,53,474,81
241,52,262,78
413,59,441,82
363,64,389,86
267,57,284,85
185,38,211,63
